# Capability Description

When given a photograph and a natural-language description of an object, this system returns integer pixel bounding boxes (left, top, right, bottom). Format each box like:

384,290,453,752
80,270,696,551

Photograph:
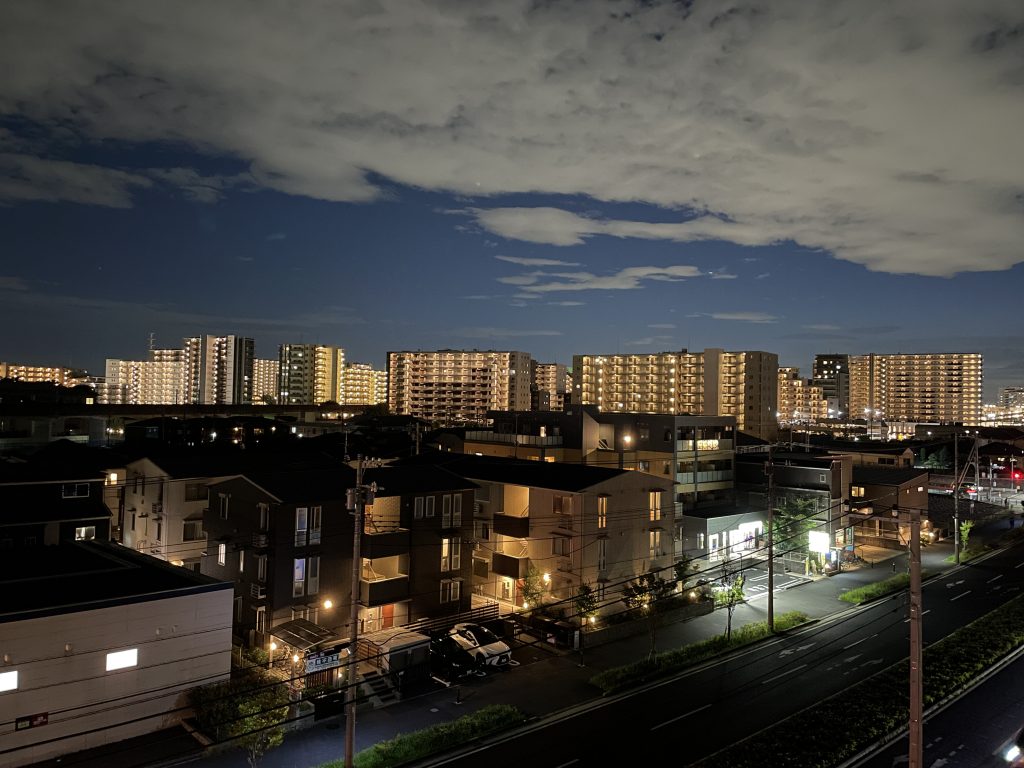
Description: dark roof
131,449,252,479
0,456,105,484
221,462,357,502
851,466,929,486
395,451,628,492
364,465,477,496
269,618,338,651
0,486,110,525
926,494,1005,527
27,439,130,472
0,540,231,621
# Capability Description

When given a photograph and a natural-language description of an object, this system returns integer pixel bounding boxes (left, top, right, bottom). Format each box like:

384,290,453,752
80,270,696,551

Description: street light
269,641,277,668
620,434,633,469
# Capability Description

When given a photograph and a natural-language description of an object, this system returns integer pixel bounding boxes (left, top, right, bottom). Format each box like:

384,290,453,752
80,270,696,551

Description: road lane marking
843,633,877,650
762,664,807,685
950,590,971,601
988,575,1004,583
651,704,712,731
1016,561,1024,569
554,760,580,768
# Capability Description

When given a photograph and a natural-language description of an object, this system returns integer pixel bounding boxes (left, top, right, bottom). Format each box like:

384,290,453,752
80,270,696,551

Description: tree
190,668,290,768
772,497,819,556
573,583,599,626
673,555,696,590
715,568,746,641
520,564,546,610
959,519,975,554
622,569,676,661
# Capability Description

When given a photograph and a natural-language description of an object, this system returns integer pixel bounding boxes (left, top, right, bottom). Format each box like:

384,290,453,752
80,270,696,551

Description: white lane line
1015,561,1024,569
762,664,808,685
651,704,712,731
988,574,1004,583
554,760,580,768
950,591,971,602
904,609,931,623
843,637,868,650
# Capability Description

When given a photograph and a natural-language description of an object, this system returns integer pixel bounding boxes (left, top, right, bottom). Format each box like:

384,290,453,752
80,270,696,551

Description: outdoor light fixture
323,599,333,609
542,572,551,584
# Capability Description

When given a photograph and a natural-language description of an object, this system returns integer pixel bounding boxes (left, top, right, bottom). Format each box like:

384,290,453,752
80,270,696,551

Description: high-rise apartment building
1000,387,1024,409
278,344,344,404
813,354,850,415
101,349,187,404
184,335,255,405
848,352,983,424
571,349,778,440
777,367,828,426
532,362,570,410
0,363,88,387
252,358,280,404
342,362,386,406
387,349,533,424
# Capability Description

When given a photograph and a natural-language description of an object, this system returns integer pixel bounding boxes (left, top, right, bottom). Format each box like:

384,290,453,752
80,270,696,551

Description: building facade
532,362,570,411
848,353,983,425
252,358,280,405
0,363,88,387
185,335,255,405
813,354,851,416
777,367,828,426
571,349,778,440
278,344,345,405
387,350,533,425
342,362,386,406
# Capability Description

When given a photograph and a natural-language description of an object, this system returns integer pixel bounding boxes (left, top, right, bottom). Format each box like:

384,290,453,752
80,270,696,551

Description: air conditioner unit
250,584,267,599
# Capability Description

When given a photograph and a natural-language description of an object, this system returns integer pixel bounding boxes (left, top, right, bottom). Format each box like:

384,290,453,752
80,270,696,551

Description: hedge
839,571,936,604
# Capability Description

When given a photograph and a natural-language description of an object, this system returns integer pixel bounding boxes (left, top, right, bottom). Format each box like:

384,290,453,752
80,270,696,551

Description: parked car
1003,726,1024,765
447,622,512,667
429,633,484,680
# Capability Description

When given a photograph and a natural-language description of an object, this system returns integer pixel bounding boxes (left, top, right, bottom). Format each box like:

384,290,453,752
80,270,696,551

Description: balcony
251,532,270,549
250,583,267,599
493,514,530,539
360,575,410,606
491,552,529,579
361,529,410,559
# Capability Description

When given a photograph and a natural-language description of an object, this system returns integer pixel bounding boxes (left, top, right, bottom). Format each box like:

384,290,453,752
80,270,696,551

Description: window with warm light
852,486,866,498
106,649,138,671
75,526,96,541
649,491,661,521
597,497,607,529
0,670,17,692
217,543,226,565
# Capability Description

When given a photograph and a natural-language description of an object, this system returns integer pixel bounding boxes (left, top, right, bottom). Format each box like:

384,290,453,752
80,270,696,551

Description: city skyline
2,2,1023,398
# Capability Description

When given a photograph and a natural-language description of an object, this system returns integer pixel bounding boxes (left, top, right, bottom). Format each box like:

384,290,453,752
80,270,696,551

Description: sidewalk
45,519,1013,768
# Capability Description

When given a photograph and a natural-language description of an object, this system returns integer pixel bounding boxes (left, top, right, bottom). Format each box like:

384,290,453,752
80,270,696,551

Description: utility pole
907,506,923,768
953,431,960,565
344,456,374,768
765,448,775,633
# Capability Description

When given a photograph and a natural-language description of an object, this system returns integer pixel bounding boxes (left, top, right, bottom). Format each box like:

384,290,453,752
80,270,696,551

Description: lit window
218,543,226,566
851,486,866,498
597,497,608,529
0,670,17,692
106,649,138,671
75,526,96,541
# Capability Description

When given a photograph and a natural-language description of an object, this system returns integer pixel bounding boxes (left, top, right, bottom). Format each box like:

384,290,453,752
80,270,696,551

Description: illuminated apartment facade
571,349,778,440
252,358,280,405
101,349,187,405
342,362,386,405
185,335,255,405
0,363,87,387
387,349,533,424
278,344,344,404
533,362,571,410
848,352,983,424
777,367,828,425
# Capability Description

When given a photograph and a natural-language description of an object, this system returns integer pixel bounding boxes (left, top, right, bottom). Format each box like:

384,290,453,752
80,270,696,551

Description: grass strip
690,592,1024,768
839,570,936,604
317,704,526,768
589,611,809,695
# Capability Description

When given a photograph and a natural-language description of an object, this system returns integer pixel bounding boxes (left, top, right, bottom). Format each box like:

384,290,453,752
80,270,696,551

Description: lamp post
269,641,277,669
620,433,632,470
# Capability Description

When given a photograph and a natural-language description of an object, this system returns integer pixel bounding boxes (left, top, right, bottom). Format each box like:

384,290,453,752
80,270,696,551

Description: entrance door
382,603,395,629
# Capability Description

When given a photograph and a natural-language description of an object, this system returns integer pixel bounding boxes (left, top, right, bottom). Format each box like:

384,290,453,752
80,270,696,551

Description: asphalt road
422,544,1024,768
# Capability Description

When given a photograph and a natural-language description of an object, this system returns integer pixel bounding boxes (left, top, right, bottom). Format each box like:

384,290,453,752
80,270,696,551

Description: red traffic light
1015,472,1022,480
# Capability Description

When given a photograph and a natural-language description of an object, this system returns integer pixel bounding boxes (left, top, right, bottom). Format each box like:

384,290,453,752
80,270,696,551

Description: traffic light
1014,471,1022,481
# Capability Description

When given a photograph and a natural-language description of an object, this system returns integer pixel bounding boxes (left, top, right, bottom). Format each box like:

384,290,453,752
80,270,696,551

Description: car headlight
1006,744,1021,762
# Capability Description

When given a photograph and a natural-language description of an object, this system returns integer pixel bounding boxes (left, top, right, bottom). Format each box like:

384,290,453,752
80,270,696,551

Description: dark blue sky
1,2,1023,398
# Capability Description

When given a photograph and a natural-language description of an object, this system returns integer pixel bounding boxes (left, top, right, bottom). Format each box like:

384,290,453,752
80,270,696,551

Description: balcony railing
491,552,529,579
359,575,410,606
360,529,410,559
465,431,563,447
493,514,530,539
676,470,734,484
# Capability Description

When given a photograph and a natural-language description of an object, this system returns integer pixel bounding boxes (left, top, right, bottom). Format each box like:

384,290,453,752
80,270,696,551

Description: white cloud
709,312,779,324
0,275,30,291
1,2,1023,275
626,335,674,346
452,327,562,339
648,323,676,329
548,300,585,306
756,273,771,280
147,167,253,203
803,323,841,331
509,265,703,294
0,153,151,207
494,254,580,267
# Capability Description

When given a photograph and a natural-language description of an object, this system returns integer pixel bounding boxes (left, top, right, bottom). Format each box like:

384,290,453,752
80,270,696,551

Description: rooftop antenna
148,332,156,351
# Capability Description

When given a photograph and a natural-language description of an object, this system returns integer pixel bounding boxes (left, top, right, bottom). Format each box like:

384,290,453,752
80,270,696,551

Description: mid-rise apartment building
185,335,254,405
533,362,570,411
0,363,88,387
813,354,851,415
252,358,280,404
777,367,828,426
102,348,187,405
571,349,778,440
342,362,386,406
848,353,983,425
278,344,344,404
387,350,533,425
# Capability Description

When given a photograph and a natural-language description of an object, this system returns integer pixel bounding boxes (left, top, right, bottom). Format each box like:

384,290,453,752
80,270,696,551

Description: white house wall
0,589,232,767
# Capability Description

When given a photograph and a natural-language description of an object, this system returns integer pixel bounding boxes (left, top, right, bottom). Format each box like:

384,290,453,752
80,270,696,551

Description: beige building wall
778,367,828,425
849,353,983,424
342,362,386,405
279,344,344,404
571,350,778,440
0,363,82,387
387,350,533,424
252,358,279,404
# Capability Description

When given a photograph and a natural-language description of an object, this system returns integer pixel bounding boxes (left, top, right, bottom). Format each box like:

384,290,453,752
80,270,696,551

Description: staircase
359,668,398,708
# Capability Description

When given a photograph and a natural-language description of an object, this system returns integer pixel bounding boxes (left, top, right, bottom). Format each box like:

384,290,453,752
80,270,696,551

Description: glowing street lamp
269,641,277,668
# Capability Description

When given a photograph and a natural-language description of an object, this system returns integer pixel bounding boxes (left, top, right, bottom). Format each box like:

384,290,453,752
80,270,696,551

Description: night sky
1,1,1023,399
